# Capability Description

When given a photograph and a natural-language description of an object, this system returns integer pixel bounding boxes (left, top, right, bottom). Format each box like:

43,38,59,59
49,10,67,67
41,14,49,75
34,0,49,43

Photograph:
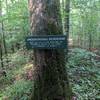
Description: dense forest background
0,0,100,100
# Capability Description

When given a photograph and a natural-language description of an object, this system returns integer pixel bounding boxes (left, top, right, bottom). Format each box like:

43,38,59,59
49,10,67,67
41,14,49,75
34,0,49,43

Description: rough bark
0,0,4,68
0,44,4,68
28,0,72,100
0,0,7,77
0,0,8,66
64,0,70,54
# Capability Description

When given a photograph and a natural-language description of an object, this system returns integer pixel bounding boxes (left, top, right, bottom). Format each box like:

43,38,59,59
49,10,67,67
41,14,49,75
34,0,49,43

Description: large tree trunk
28,0,72,100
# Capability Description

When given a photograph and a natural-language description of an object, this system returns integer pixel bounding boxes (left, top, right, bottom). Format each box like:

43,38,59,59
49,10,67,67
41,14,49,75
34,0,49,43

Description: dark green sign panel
26,35,67,49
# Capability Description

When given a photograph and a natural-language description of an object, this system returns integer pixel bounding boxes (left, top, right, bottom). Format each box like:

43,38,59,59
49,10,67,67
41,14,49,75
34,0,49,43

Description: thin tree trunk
28,0,72,100
89,32,92,51
0,0,4,68
1,22,8,56
64,0,70,54
0,44,4,68
0,0,7,76
1,16,9,69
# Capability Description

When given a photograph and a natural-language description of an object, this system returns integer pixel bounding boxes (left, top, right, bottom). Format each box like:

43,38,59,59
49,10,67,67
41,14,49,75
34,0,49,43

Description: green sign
26,35,67,49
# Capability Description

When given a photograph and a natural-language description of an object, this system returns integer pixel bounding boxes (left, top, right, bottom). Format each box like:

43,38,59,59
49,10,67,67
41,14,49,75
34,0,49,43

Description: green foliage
68,48,97,66
67,48,100,100
0,0,100,99
3,79,32,100
70,0,100,49
10,51,29,67
0,48,33,100
0,0,30,51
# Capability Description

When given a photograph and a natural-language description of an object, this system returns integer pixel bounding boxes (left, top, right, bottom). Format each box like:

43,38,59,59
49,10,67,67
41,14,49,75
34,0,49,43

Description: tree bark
28,0,72,100
0,44,4,68
0,0,8,66
0,0,4,68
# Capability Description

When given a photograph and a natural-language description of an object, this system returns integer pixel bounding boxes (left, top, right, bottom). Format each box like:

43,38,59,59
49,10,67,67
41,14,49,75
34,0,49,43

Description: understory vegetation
0,48,99,100
68,48,100,100
0,0,100,99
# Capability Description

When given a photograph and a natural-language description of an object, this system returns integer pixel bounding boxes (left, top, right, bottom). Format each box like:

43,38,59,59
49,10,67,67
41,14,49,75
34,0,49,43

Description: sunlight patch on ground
24,62,33,70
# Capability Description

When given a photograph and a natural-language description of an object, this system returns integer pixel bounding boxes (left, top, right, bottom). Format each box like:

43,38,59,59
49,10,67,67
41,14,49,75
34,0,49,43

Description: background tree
70,0,100,49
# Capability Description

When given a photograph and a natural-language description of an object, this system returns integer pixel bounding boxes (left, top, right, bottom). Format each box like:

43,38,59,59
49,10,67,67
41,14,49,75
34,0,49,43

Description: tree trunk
0,0,7,77
0,0,8,66
64,0,70,57
0,44,4,68
89,32,92,51
28,0,72,100
0,0,4,68
1,22,8,56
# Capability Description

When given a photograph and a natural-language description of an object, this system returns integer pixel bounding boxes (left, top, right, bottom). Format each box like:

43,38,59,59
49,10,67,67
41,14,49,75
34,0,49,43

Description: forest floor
0,48,100,100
